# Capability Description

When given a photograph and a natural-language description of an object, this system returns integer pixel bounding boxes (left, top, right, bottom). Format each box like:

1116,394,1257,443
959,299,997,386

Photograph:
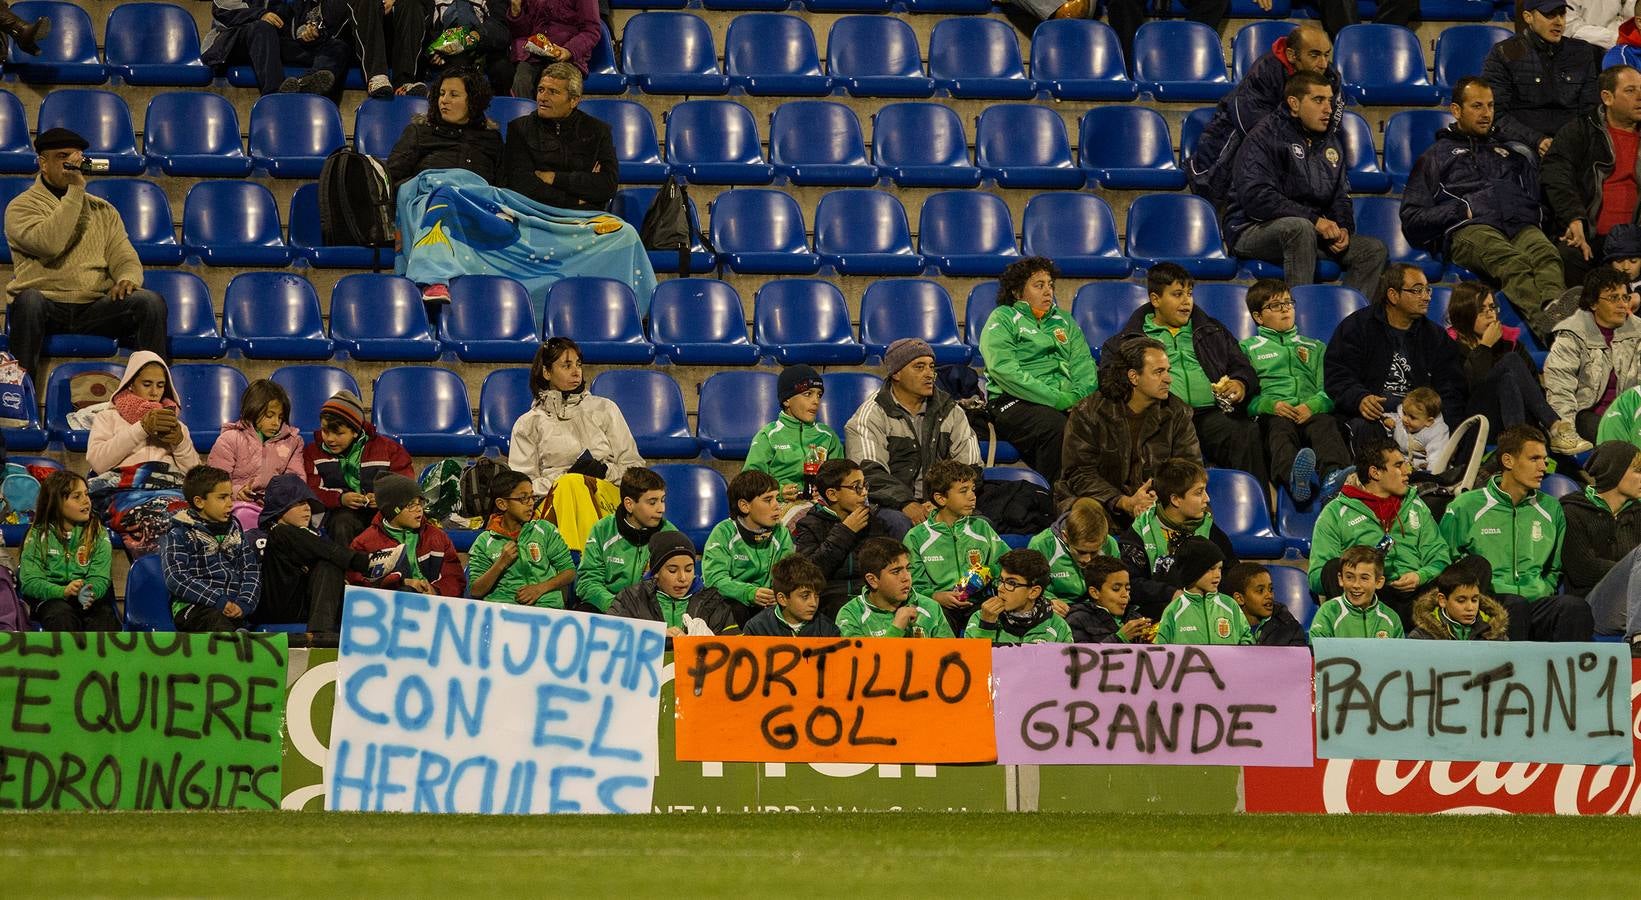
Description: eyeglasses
839,481,868,494
1261,300,1295,312
997,577,1033,592
1479,301,1498,312
505,493,538,505
1394,284,1432,297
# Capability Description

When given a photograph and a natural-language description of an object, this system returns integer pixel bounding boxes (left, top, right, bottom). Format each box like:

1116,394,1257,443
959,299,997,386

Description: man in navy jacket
1401,77,1566,340
1225,71,1387,296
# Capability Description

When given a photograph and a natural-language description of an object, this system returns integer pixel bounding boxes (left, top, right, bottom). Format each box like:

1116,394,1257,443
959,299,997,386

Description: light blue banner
326,588,667,813
1313,639,1633,766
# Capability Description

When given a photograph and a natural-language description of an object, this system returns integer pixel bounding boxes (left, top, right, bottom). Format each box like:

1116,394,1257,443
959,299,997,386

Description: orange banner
673,636,997,763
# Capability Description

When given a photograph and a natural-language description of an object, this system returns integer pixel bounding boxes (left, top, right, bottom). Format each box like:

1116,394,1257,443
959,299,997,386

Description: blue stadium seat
225,62,365,92
769,101,877,186
1,376,46,451
805,0,892,12
542,277,655,363
1291,284,1368,341
705,0,788,12
964,282,1000,354
37,90,142,174
143,92,252,176
272,364,359,435
985,466,1050,491
1543,472,1580,499
905,0,989,10
585,24,627,94
724,14,830,96
1072,282,1149,355
709,189,821,274
697,371,778,459
1125,194,1238,279
622,13,731,94
478,367,530,451
0,93,33,173
145,270,226,359
353,97,427,157
927,18,1036,99
1079,106,1185,190
1427,284,1454,329
1029,19,1138,101
1275,485,1318,555
1355,195,1443,281
1433,24,1510,93
222,272,332,359
1231,21,1296,82
1207,467,1287,558
0,177,31,263
249,94,346,178
85,179,182,265
610,187,716,274
1422,0,1494,18
579,99,668,183
1239,257,1342,284
665,100,775,185
9,1,105,83
918,191,1019,276
44,361,123,451
649,278,759,366
38,325,116,359
1178,106,1216,166
1133,21,1231,102
183,181,290,266
104,2,212,86
650,464,728,549
826,16,936,98
330,274,440,361
975,105,1084,188
590,370,702,458
813,189,924,275
373,367,485,456
753,279,867,365
1192,283,1254,341
1020,193,1131,278
1269,564,1317,630
1384,109,1455,191
443,275,540,363
820,371,880,432
486,97,535,139
288,183,388,268
859,279,971,365
170,363,247,453
124,555,173,632
1340,110,1390,194
1335,24,1442,105
871,103,981,188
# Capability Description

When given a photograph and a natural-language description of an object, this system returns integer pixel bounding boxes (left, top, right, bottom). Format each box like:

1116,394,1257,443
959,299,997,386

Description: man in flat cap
4,128,169,383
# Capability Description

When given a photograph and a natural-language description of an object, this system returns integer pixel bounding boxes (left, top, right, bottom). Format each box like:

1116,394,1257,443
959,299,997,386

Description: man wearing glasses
1325,264,1467,448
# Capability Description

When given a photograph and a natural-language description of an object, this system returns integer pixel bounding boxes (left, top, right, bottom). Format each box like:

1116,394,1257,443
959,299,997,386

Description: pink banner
992,644,1314,766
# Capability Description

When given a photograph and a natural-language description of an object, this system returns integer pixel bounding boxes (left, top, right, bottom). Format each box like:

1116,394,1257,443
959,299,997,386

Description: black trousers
8,288,168,384
1261,412,1351,486
322,505,373,550
343,0,390,81
227,19,350,96
1194,407,1268,485
256,523,365,632
33,593,121,632
1496,593,1596,642
1106,0,1227,74
174,604,243,632
1467,350,1559,433
991,395,1070,483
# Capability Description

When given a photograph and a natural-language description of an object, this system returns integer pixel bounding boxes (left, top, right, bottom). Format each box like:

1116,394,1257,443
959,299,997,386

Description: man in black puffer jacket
1562,442,1641,650
1225,71,1387,296
1482,0,1602,158
500,62,617,210
1541,64,1641,287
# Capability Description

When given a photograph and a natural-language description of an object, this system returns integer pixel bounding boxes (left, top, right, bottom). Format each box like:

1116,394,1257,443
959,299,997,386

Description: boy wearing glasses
466,470,576,608
792,458,895,620
348,473,466,597
965,549,1072,644
1240,278,1353,504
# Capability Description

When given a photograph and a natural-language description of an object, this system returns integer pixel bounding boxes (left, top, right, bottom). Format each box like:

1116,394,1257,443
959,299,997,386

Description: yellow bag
533,475,620,551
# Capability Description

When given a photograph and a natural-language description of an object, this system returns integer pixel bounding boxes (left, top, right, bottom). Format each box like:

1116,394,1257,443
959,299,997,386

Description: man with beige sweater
5,128,168,381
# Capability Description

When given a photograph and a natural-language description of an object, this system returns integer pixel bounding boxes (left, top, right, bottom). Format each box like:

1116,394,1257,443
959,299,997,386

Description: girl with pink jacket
208,379,306,529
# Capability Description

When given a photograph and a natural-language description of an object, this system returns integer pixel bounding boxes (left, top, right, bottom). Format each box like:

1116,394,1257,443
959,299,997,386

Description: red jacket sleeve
304,442,343,510
429,527,467,597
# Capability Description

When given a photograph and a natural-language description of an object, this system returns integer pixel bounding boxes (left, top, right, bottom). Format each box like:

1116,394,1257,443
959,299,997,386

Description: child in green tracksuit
577,468,678,612
1153,536,1253,645
744,364,845,502
703,469,795,625
965,548,1072,644
19,471,117,631
466,470,575,608
1027,496,1120,607
1238,278,1352,504
835,537,954,638
903,459,1009,634
1310,545,1404,639
1597,384,1641,446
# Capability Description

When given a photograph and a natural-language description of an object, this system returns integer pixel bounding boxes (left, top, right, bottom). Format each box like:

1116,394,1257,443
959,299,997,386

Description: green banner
0,632,287,810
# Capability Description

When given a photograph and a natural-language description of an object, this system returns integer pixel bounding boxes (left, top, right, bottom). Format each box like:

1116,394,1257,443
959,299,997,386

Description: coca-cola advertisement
1245,662,1641,815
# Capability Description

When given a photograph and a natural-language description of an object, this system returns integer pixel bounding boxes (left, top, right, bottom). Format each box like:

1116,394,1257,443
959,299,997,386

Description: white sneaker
1549,421,1593,456
367,75,393,98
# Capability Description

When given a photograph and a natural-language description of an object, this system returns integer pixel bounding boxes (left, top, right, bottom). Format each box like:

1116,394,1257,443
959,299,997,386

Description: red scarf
112,391,178,425
1342,484,1400,533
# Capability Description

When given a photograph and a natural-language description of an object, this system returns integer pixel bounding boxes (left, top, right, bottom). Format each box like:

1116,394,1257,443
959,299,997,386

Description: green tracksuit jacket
1027,524,1120,605
1309,596,1405,639
834,590,955,638
575,514,679,612
18,524,112,605
1439,477,1565,600
1307,490,1450,593
904,514,1010,598
1597,385,1641,446
466,518,575,607
1153,591,1253,645
702,518,795,606
1239,326,1334,415
978,301,1099,409
964,608,1074,644
743,412,845,496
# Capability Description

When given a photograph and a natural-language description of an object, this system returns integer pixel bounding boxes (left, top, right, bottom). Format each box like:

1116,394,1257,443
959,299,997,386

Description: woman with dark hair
1544,266,1641,440
1446,281,1591,453
977,256,1098,483
508,337,644,496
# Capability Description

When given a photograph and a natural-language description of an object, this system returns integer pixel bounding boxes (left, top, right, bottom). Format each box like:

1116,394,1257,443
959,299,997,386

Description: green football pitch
6,812,1641,896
